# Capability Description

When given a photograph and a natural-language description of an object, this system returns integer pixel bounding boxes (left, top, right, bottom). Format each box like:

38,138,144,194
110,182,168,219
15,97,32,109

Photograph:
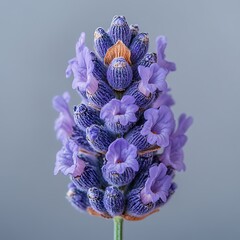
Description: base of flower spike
87,207,112,219
86,207,160,221
122,208,160,221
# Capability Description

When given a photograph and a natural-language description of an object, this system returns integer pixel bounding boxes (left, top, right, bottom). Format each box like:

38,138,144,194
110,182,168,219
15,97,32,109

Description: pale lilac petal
156,36,176,72
105,138,139,174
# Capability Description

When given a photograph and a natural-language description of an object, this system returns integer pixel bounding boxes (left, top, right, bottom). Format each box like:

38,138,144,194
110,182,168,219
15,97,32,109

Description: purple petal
156,36,176,72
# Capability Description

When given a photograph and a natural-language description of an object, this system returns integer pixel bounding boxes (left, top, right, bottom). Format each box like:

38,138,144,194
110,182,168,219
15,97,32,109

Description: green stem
114,216,123,240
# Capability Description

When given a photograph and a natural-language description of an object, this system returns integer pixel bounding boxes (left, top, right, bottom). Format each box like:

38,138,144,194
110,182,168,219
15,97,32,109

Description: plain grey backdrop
1,0,240,239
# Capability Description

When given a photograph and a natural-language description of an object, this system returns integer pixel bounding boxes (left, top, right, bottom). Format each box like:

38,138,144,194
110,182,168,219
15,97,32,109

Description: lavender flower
151,90,175,108
160,114,193,171
54,140,86,177
53,15,192,224
100,95,139,134
52,92,74,144
141,106,175,147
140,163,172,204
156,36,176,72
104,138,139,174
138,63,168,97
66,32,99,95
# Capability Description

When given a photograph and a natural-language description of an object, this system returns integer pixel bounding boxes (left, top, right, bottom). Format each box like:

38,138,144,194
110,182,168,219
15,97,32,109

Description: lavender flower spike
66,32,99,95
140,163,172,204
53,16,193,227
138,63,168,97
156,36,176,72
141,106,175,147
52,92,74,144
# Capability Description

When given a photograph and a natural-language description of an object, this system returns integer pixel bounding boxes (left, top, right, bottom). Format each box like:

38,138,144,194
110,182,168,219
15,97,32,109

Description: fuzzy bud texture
53,16,193,221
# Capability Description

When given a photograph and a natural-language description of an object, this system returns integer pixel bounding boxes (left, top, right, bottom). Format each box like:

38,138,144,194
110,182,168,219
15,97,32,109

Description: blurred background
1,0,240,239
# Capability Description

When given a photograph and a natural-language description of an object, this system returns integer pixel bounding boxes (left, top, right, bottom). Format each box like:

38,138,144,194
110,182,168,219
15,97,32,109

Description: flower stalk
114,216,123,240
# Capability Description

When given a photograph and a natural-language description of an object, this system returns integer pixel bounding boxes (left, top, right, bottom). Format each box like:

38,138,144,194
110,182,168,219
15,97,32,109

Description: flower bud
137,153,153,172
94,27,113,59
87,187,108,215
125,125,151,150
109,15,131,46
86,125,115,153
107,57,132,91
102,166,136,187
124,82,156,108
87,80,115,108
130,33,149,64
66,183,90,211
139,52,157,67
104,186,124,216
90,52,107,81
129,24,139,40
71,165,101,191
73,104,102,130
126,188,155,217
71,126,94,152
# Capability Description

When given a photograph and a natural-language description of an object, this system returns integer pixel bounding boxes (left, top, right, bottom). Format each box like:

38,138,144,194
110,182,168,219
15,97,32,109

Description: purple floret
52,92,74,144
140,163,172,204
151,90,175,108
141,106,175,147
156,36,176,72
161,114,193,171
138,63,168,97
100,95,139,126
105,138,139,174
54,140,86,177
66,32,99,95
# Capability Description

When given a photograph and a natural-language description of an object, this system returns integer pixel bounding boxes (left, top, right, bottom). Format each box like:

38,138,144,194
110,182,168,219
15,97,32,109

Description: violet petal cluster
53,16,193,221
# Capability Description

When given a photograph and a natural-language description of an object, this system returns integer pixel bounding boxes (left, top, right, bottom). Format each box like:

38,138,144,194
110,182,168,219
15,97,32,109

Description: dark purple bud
73,104,102,130
66,183,90,212
109,15,131,46
71,126,94,152
131,170,149,189
107,57,133,91
130,33,149,63
87,187,108,215
90,52,107,81
130,24,139,41
105,122,134,135
137,153,153,172
139,53,157,67
124,82,156,108
126,188,155,217
94,27,113,59
125,125,151,150
132,64,141,81
86,125,115,153
102,166,136,187
87,80,115,108
71,165,101,191
104,186,124,216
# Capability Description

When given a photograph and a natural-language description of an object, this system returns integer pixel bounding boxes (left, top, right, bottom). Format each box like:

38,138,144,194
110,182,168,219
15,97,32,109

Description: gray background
1,0,240,239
